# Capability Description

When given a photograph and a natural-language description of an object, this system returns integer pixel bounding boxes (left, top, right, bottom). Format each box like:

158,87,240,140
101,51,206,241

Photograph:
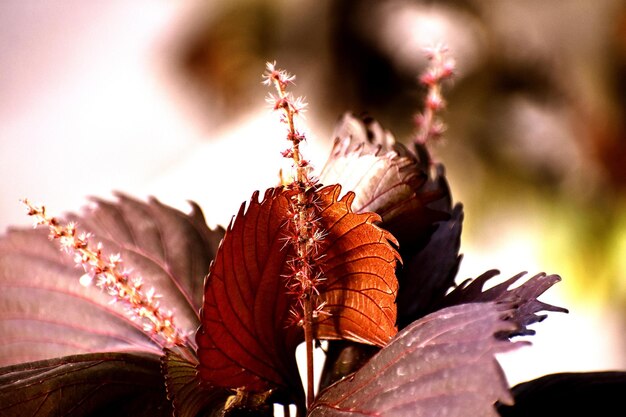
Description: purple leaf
396,204,464,329
161,346,229,417
309,303,522,417
0,195,223,365
0,352,171,417
441,271,568,336
319,113,449,244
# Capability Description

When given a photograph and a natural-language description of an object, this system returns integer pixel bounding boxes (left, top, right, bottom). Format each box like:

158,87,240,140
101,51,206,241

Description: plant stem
303,295,315,407
265,62,322,409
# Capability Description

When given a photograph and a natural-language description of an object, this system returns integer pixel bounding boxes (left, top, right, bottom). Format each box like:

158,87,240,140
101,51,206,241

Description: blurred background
1,0,624,387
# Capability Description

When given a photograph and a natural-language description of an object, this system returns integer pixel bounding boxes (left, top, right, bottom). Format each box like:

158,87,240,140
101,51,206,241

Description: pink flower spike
413,44,456,148
21,198,187,347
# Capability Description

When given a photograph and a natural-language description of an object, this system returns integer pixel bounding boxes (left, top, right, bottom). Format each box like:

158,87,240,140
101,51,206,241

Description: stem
303,296,315,407
415,97,435,145
265,63,323,410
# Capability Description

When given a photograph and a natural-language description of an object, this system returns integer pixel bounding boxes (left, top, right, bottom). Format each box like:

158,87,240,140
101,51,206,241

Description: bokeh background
1,0,625,388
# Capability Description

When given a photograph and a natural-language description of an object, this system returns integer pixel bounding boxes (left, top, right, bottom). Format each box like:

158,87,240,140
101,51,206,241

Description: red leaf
309,303,522,417
196,185,399,399
313,185,400,346
196,187,304,398
0,195,223,366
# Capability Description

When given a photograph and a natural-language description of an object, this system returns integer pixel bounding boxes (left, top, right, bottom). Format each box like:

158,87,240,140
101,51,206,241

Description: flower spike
21,198,187,347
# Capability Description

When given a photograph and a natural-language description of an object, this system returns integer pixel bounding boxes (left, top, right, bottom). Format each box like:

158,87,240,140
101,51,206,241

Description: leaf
313,185,400,346
161,346,229,417
440,271,568,336
396,204,464,329
318,200,461,390
319,113,450,245
196,187,304,400
309,303,522,417
498,371,626,417
0,195,224,365
0,352,171,417
196,185,399,401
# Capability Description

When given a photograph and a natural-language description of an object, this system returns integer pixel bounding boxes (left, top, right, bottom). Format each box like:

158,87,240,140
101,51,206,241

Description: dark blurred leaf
498,371,626,417
0,195,223,365
0,352,171,417
196,185,399,402
309,303,521,417
396,204,464,329
161,346,228,417
319,113,449,245
441,271,567,336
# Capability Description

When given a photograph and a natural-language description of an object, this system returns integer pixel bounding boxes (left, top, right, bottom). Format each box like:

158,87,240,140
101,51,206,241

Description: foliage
1,54,620,417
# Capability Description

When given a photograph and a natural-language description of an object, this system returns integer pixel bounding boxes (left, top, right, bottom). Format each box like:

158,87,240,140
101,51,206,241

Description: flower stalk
414,44,456,147
21,199,186,347
264,62,322,407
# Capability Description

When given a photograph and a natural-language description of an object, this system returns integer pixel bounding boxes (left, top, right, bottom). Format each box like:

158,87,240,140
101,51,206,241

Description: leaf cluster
0,114,618,417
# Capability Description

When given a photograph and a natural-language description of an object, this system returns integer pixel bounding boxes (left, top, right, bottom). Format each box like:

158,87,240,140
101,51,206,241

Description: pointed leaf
162,346,229,417
0,195,223,365
309,303,522,417
196,185,399,400
441,271,568,336
196,187,304,399
0,352,171,417
319,113,449,244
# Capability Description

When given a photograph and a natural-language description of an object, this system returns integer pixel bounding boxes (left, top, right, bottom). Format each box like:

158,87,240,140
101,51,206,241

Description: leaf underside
313,185,400,346
309,303,522,417
196,184,399,400
0,195,223,366
0,352,171,417
319,113,450,245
